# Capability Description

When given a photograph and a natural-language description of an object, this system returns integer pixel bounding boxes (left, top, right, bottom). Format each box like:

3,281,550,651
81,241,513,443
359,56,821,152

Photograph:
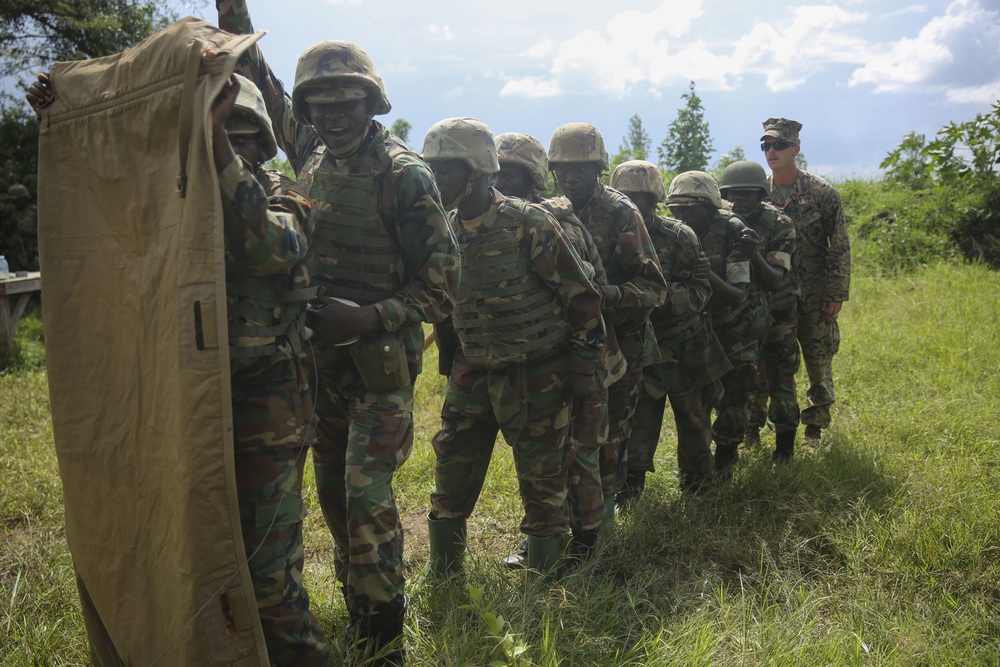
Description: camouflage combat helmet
291,41,391,125
422,117,500,175
495,132,548,192
7,184,29,199
610,160,665,202
719,160,769,196
665,171,723,209
547,123,609,170
228,74,278,162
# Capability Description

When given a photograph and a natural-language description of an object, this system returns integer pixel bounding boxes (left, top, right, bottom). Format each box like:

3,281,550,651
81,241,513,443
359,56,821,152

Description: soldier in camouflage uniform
666,172,762,489
761,118,851,441
3,184,39,272
217,3,460,663
720,161,800,463
422,119,605,577
547,123,667,510
613,161,731,502
213,74,332,667
494,132,624,567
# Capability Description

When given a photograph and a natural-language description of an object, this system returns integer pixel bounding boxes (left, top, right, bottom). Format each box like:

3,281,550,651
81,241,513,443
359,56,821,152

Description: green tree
611,114,651,170
0,1,185,76
390,118,412,144
657,81,714,173
795,151,808,171
713,145,746,176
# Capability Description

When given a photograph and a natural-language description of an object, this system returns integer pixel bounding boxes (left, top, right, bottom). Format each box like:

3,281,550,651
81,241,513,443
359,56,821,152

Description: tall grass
2,259,999,665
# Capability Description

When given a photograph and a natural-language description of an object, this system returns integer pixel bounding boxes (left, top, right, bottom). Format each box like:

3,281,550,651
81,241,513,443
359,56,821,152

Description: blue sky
76,1,1000,178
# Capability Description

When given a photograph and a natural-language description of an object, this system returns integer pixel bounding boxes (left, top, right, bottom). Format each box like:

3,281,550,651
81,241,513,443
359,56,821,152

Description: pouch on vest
349,330,409,392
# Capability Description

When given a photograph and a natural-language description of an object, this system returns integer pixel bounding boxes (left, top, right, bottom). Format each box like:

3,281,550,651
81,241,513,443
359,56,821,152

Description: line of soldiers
27,4,850,664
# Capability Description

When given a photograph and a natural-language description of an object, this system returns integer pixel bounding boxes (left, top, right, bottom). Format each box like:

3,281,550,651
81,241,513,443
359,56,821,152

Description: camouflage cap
7,184,30,199
665,171,723,209
495,132,548,193
610,160,665,202
228,74,278,161
548,122,609,170
422,117,500,175
292,41,391,124
760,117,802,145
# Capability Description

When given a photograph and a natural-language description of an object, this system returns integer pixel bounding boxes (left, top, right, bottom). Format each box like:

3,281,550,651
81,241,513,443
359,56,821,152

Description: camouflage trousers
600,366,642,497
628,361,721,480
430,350,573,537
232,365,332,667
797,301,841,429
748,305,801,434
565,388,608,532
309,345,414,617
712,350,760,449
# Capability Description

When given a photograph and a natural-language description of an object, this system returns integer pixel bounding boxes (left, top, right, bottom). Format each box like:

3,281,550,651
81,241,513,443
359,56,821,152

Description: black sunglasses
761,140,795,152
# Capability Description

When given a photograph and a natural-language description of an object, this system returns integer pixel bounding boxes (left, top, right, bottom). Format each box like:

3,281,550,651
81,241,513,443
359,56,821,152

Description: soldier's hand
306,296,381,344
26,73,53,117
737,227,761,255
822,300,843,320
693,252,711,279
211,76,241,128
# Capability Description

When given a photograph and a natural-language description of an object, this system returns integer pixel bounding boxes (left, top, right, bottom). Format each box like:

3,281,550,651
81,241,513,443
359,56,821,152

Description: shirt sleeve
663,223,712,320
602,206,668,319
372,154,460,331
822,186,851,302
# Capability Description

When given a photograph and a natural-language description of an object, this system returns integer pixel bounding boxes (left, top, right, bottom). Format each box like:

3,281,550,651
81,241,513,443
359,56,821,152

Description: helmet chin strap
443,172,481,211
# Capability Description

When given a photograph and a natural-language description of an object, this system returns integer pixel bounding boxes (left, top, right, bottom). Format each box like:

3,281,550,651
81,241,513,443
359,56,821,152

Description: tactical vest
750,203,798,312
297,131,409,305
453,197,571,369
647,215,707,346
226,168,318,368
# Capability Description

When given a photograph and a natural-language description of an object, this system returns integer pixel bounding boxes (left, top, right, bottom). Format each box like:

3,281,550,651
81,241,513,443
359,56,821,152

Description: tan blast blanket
38,17,270,667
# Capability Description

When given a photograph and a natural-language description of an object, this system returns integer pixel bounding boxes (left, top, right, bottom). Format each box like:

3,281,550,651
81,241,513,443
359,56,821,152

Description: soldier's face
428,159,473,208
553,162,600,205
229,133,261,167
310,97,373,150
763,140,799,172
496,163,534,199
723,188,765,216
621,191,656,221
670,203,712,233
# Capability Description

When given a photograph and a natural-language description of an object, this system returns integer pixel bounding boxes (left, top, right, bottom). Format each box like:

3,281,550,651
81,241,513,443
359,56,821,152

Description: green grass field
2,260,999,666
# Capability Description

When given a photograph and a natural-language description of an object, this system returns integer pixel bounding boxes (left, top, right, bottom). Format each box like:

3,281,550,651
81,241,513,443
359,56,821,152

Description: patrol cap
303,86,368,104
760,117,802,145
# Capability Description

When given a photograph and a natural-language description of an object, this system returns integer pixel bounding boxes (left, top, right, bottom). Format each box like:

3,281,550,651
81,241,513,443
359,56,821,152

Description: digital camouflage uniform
763,119,851,431
740,201,800,436
218,1,459,630
220,76,331,665
549,124,667,503
612,162,729,493
3,185,39,272
429,188,605,538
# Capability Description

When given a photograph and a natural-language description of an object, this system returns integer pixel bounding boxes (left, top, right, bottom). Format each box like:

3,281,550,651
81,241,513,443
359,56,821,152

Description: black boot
773,429,795,465
346,596,406,666
679,469,710,495
616,470,645,510
713,443,739,480
803,425,822,442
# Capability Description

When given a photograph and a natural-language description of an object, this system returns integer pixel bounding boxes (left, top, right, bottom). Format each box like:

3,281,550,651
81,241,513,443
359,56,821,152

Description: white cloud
382,60,417,75
426,24,454,42
946,80,1000,104
849,0,1000,93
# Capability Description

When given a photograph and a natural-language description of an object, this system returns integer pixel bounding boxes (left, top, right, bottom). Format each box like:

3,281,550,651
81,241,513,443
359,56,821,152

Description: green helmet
610,160,665,202
719,160,769,196
422,117,500,175
291,41,391,125
547,123,609,170
495,132,548,193
7,184,30,199
227,74,278,162
665,171,723,209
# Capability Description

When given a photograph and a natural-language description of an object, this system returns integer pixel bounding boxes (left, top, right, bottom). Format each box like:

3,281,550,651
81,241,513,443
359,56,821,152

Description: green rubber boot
526,535,561,579
427,514,466,576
